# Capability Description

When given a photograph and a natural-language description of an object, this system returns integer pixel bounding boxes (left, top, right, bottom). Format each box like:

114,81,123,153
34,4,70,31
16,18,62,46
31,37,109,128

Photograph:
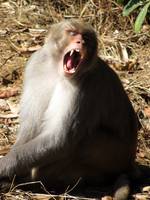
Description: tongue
66,58,73,70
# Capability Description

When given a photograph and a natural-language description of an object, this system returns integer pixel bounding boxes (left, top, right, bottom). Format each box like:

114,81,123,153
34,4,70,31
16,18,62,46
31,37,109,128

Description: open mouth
63,49,83,74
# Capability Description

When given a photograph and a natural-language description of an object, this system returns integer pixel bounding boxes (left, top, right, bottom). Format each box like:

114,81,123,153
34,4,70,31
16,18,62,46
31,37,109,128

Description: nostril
76,40,84,44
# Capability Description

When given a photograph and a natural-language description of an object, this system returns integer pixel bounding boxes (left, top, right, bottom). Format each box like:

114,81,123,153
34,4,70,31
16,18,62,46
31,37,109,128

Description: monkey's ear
44,25,53,44
44,23,56,44
44,23,59,44
44,29,52,44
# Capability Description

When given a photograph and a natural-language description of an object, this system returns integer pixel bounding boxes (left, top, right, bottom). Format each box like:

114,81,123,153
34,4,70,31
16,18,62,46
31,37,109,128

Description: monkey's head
45,19,98,79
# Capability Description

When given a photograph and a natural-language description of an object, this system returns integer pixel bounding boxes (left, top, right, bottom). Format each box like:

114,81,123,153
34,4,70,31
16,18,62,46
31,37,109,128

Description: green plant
117,0,150,33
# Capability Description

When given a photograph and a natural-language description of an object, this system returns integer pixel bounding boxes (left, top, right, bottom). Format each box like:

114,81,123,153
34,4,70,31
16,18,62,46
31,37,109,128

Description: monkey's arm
0,77,77,180
0,129,66,179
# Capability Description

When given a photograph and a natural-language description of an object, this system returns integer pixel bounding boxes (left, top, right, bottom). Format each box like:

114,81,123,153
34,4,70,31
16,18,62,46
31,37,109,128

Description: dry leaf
0,88,19,98
102,196,113,200
144,107,150,118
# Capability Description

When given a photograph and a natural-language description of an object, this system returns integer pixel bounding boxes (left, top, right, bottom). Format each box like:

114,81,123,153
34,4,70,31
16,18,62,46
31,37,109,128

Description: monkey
0,19,138,199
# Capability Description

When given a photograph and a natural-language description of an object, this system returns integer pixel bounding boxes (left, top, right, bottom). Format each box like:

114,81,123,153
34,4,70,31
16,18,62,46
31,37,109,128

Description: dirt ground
0,0,150,199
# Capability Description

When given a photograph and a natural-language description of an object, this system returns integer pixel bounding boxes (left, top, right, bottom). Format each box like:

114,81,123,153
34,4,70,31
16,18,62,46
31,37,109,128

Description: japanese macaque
0,19,138,199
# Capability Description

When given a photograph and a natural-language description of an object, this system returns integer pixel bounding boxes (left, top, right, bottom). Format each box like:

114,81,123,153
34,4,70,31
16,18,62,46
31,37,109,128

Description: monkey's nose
74,34,85,45
76,40,85,44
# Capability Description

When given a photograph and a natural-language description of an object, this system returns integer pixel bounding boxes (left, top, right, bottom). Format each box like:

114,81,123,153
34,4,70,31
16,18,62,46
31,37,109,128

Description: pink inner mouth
63,49,82,74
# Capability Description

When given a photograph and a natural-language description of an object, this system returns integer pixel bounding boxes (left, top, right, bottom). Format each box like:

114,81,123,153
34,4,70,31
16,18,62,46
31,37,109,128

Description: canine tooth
64,64,67,69
70,50,74,56
75,49,80,52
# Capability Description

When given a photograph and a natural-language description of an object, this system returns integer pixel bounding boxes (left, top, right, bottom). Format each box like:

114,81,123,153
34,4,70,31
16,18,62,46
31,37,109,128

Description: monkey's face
45,19,98,79
63,30,86,76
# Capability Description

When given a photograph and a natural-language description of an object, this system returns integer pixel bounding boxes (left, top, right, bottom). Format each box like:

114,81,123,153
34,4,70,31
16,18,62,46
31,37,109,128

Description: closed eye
67,30,78,36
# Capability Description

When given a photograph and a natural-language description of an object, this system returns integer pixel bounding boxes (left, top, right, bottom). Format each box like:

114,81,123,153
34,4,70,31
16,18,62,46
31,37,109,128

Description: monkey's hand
0,152,17,179
0,156,15,192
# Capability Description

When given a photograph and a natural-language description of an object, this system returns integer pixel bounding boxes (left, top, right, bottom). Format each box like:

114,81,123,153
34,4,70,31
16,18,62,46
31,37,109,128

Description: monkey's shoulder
96,57,121,80
84,57,124,91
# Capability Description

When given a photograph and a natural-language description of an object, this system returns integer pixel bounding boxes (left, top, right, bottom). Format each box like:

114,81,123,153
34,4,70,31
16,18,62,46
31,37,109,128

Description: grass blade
134,1,150,33
123,0,142,16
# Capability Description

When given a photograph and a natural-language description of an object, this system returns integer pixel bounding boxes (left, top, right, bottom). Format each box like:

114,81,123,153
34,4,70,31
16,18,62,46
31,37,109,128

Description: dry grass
0,0,150,199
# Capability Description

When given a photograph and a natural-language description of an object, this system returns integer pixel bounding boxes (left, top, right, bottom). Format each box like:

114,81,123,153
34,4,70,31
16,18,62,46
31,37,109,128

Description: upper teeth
70,49,80,56
70,50,74,56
